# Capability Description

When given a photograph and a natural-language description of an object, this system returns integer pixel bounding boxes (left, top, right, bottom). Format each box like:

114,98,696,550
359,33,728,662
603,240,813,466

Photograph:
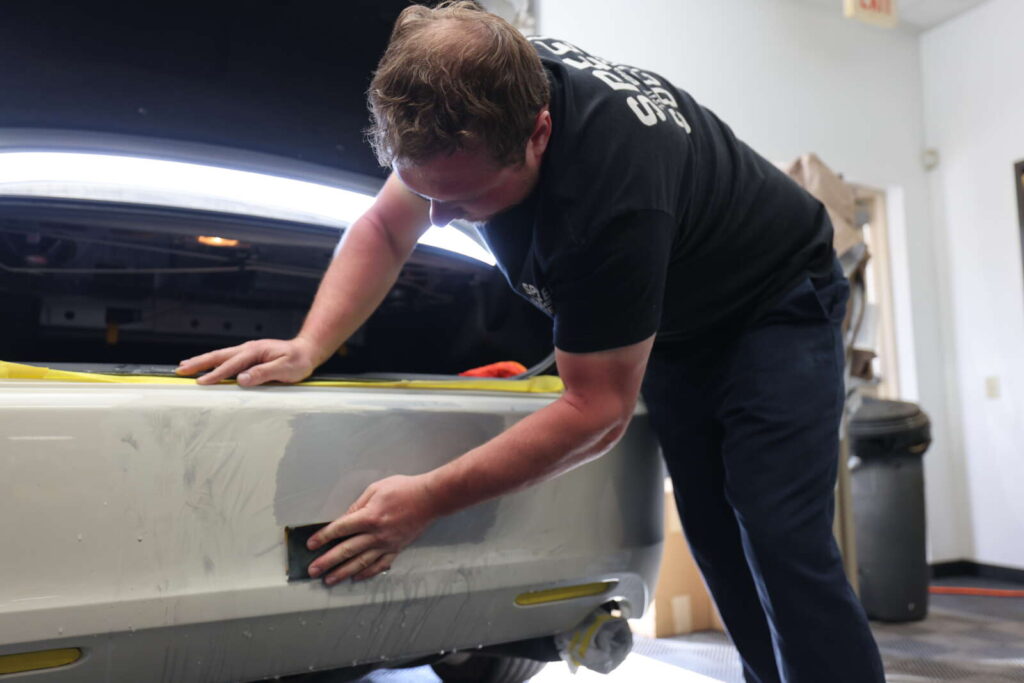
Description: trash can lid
850,398,930,439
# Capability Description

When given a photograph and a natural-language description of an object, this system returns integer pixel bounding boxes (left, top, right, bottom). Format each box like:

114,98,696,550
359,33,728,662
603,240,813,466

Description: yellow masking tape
0,361,564,394
577,613,615,658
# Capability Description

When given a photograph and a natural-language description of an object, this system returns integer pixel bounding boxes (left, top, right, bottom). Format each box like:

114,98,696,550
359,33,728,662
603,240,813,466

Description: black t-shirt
477,37,834,353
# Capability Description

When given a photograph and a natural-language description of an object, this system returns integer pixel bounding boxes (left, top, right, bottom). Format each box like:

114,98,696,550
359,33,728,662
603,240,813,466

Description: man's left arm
306,335,655,584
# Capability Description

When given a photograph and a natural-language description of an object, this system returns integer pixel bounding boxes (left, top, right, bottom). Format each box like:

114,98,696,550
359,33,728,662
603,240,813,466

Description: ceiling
799,0,991,30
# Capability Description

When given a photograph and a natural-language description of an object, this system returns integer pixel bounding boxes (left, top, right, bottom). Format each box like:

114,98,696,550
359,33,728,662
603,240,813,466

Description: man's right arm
176,174,431,386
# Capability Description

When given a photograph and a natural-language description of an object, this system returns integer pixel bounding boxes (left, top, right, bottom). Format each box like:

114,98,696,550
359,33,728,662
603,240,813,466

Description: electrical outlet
985,376,1001,399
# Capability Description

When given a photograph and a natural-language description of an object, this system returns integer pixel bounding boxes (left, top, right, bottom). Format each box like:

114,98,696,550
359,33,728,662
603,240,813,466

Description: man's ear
526,108,552,163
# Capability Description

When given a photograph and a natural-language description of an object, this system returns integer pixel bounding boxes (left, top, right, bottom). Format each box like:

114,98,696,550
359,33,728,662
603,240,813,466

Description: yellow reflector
515,581,617,606
0,648,82,674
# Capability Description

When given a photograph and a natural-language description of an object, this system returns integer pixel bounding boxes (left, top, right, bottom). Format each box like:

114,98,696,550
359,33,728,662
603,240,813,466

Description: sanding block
285,523,353,581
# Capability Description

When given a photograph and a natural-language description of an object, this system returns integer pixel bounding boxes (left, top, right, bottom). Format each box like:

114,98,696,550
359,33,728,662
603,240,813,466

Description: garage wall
536,0,972,562
921,0,1024,570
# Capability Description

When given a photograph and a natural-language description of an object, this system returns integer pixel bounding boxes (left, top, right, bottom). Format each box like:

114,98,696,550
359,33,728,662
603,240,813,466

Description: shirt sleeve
549,209,675,353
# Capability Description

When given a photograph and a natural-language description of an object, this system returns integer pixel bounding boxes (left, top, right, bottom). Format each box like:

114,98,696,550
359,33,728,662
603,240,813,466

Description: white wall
921,0,1024,570
537,0,973,562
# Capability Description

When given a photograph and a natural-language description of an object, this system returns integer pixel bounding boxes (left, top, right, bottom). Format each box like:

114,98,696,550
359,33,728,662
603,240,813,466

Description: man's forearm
301,340,652,583
297,216,412,365
422,392,633,517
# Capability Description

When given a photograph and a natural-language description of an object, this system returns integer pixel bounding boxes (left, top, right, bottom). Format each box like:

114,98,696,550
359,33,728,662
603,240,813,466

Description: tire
432,655,548,683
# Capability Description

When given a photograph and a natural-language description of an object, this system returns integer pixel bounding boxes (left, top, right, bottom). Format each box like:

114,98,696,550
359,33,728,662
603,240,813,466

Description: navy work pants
641,266,885,682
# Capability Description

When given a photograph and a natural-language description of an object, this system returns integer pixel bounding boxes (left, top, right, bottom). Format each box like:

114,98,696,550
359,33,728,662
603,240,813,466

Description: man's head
367,1,552,225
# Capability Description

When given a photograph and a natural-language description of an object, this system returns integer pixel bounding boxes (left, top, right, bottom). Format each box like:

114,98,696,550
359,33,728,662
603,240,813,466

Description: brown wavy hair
366,1,550,167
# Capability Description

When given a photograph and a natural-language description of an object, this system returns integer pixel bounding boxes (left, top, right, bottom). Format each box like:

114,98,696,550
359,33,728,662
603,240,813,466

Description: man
177,3,885,680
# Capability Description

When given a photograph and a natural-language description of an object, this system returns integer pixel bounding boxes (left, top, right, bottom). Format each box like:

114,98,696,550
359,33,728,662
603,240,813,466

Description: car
0,5,664,678
0,133,664,682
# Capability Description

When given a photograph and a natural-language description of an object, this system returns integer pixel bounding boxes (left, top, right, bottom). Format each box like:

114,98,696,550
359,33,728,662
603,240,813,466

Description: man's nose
430,200,462,226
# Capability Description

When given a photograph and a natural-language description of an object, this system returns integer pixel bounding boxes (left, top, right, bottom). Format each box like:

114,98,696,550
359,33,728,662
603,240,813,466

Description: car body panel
0,381,663,681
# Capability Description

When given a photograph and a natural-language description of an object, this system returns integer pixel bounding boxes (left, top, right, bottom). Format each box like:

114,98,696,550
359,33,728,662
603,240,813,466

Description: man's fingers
308,509,374,550
176,346,241,376
237,356,293,387
352,553,397,582
195,351,260,385
346,485,377,514
308,535,379,581
323,549,385,586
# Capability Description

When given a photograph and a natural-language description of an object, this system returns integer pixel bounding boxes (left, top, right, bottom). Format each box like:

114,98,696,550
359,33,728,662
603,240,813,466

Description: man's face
393,109,552,227
394,148,538,227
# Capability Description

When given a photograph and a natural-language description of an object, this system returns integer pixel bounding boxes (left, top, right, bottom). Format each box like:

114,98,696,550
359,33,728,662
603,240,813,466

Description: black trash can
849,398,932,622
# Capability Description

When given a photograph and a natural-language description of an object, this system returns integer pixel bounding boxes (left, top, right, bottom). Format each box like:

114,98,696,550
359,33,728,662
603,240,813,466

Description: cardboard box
779,153,863,259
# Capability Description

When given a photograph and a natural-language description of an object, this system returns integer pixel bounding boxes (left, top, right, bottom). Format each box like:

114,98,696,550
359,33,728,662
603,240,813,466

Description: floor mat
632,633,743,682
873,607,1024,681
639,605,1024,683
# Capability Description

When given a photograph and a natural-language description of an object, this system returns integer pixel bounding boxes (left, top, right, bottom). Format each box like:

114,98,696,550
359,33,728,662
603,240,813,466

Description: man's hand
306,474,440,584
175,337,321,386
175,175,429,389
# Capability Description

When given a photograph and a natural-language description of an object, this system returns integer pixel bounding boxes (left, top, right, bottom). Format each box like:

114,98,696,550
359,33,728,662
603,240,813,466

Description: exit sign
844,0,899,28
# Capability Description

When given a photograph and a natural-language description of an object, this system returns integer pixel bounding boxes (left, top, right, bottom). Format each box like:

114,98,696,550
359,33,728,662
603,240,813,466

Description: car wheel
431,654,547,683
